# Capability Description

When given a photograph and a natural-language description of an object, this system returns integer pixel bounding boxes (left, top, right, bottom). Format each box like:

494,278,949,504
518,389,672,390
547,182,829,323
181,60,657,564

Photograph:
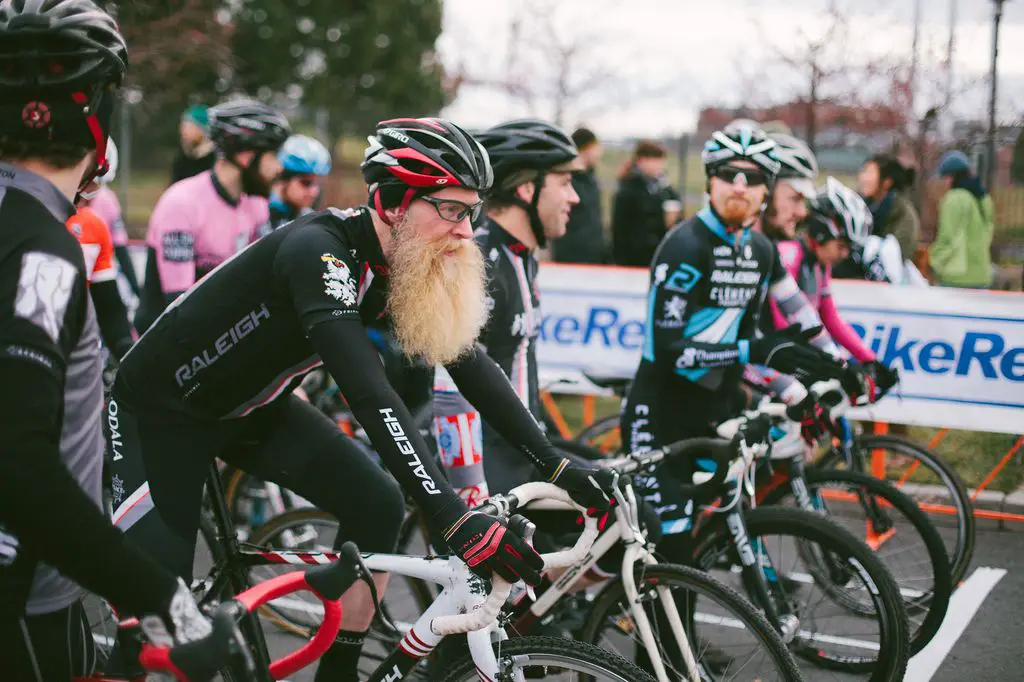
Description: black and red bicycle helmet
361,117,492,222
0,0,128,182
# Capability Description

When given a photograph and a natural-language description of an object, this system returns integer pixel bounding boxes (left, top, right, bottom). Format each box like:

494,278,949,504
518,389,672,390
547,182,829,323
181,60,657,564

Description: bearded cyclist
0,2,213,677
267,134,332,230
108,117,615,682
621,125,850,534
134,98,289,332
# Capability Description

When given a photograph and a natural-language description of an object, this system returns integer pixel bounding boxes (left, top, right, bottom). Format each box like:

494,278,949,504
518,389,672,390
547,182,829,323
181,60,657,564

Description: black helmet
361,117,492,221
208,99,291,155
0,0,128,178
476,118,582,248
476,118,582,192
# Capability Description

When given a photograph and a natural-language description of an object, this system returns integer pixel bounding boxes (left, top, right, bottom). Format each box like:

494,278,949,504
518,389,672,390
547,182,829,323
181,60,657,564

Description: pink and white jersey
146,170,269,294
88,185,128,247
770,239,875,362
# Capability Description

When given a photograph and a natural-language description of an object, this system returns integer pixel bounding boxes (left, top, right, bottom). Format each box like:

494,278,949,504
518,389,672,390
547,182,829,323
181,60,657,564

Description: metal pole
910,0,922,118
678,134,688,212
118,92,131,222
987,0,1005,190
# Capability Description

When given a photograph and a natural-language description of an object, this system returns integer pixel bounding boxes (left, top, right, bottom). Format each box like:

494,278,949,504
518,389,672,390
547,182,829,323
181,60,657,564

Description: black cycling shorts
108,381,405,581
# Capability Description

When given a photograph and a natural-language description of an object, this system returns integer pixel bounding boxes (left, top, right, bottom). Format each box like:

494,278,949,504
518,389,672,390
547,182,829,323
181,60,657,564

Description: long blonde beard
386,216,489,366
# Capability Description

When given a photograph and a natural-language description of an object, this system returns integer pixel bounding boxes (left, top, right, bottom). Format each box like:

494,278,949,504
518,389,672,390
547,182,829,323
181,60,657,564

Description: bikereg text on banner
536,263,1024,435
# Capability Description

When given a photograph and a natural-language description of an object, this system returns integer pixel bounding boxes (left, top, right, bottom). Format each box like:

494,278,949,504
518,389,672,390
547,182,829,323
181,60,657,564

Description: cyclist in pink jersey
135,99,289,332
765,177,899,397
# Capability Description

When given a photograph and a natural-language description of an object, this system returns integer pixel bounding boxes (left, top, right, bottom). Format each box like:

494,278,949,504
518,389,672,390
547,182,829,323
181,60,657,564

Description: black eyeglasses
420,195,484,223
711,165,769,187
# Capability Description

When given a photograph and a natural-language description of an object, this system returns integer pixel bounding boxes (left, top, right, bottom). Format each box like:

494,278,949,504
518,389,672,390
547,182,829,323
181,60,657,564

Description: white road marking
905,566,1007,682
694,612,880,651
786,570,927,599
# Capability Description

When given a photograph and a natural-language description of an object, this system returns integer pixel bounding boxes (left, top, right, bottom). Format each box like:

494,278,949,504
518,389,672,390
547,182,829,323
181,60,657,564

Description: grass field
549,394,1024,493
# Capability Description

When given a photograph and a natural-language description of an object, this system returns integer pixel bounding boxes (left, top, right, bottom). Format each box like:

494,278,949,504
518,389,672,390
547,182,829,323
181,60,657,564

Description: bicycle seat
582,372,632,394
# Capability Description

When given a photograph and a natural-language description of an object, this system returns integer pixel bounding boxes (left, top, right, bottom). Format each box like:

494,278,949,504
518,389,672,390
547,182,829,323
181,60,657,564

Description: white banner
537,263,1024,435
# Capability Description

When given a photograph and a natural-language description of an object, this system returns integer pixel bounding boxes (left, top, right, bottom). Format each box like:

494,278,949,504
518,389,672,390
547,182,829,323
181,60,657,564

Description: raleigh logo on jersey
321,253,357,306
380,408,442,496
174,303,271,386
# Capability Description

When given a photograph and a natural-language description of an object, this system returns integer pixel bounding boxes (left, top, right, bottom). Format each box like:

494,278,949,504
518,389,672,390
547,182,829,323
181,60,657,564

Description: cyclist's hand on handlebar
548,460,618,516
140,578,213,648
861,360,899,399
444,512,544,586
749,325,846,381
786,394,830,444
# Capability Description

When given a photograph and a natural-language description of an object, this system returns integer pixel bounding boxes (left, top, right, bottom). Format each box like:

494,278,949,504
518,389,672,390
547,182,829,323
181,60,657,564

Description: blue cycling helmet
278,134,332,176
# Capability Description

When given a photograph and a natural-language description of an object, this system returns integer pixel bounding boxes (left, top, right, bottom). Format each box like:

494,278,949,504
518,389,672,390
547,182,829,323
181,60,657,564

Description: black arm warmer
0,359,178,616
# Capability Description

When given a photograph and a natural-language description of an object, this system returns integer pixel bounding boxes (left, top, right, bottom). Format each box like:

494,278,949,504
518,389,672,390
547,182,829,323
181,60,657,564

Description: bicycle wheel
693,506,909,681
761,468,951,654
439,635,656,682
580,562,802,681
575,414,623,455
819,434,976,583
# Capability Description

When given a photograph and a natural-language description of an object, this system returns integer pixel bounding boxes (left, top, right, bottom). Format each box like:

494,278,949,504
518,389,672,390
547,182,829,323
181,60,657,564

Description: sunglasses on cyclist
420,195,484,223
711,165,769,187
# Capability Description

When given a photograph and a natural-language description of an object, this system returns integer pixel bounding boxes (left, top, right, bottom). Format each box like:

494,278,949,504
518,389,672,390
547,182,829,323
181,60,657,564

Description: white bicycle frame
353,482,599,682
513,483,702,682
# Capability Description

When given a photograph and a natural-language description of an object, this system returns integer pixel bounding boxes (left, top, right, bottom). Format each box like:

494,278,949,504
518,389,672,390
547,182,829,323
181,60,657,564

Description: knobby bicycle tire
819,434,976,584
438,635,656,682
760,467,952,654
693,506,910,681
580,562,802,681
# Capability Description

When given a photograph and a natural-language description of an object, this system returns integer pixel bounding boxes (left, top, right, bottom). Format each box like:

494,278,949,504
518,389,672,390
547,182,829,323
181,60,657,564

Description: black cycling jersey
0,163,175,618
469,218,544,492
623,207,790,454
118,207,566,530
475,218,541,418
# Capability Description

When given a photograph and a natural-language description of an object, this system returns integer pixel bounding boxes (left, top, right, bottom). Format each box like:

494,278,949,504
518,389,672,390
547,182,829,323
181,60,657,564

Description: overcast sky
438,0,1024,138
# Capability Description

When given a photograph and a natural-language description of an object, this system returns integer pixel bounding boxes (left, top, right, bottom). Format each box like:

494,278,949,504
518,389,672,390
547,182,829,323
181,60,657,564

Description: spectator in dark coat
611,140,680,267
552,127,606,263
857,153,920,259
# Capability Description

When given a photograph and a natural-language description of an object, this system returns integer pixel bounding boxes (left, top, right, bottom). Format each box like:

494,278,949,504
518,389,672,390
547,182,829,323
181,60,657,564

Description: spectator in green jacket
858,153,920,259
929,151,995,288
